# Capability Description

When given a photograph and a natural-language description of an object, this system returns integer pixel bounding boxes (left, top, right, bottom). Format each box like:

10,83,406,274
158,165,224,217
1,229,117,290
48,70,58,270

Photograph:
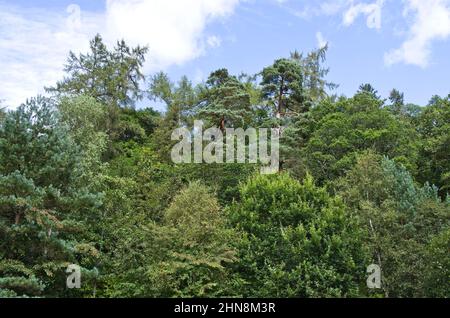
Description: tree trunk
220,117,225,133
14,212,21,225
277,79,284,119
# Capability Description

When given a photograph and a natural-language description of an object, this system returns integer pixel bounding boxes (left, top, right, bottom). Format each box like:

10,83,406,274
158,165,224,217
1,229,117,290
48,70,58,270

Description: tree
388,89,404,112
0,97,102,297
261,59,306,121
176,163,257,206
416,95,450,197
423,228,450,297
229,173,367,297
358,83,380,99
48,35,148,139
149,72,197,126
260,59,309,172
104,182,240,297
0,101,5,122
197,69,252,131
304,92,418,184
58,95,108,180
148,73,198,162
290,45,338,102
335,151,449,297
149,72,174,106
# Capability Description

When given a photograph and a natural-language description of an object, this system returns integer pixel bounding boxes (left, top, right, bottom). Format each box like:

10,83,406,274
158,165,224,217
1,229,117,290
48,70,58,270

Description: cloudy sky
1,0,449,109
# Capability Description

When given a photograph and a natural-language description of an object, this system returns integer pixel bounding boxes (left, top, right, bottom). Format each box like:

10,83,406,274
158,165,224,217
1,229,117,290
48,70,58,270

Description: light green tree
335,151,449,297
48,35,148,141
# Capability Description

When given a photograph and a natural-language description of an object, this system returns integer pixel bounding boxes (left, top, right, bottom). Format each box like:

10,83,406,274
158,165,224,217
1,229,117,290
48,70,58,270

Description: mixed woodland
0,35,449,298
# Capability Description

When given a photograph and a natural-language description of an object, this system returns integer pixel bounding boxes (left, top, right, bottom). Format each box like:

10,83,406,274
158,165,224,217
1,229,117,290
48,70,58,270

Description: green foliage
104,182,239,297
358,83,380,99
335,151,449,297
416,95,450,196
0,104,5,122
48,34,148,144
49,34,147,108
388,89,404,114
149,73,196,126
229,173,368,297
261,58,307,119
197,69,252,130
2,35,448,298
304,93,418,184
423,228,450,297
58,95,108,182
291,45,338,102
175,163,258,206
148,73,197,161
0,97,102,297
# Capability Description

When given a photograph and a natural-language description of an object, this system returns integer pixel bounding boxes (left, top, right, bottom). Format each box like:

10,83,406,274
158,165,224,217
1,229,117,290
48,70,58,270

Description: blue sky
1,0,449,110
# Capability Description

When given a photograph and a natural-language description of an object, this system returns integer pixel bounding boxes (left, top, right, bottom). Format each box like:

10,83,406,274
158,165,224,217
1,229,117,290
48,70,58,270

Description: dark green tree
197,69,252,131
304,93,418,184
260,59,306,121
389,89,404,111
416,95,450,196
358,83,380,99
229,173,367,297
0,97,102,297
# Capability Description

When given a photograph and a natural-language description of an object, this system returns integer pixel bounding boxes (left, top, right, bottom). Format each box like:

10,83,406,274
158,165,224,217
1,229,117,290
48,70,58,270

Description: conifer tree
0,97,102,297
197,69,252,131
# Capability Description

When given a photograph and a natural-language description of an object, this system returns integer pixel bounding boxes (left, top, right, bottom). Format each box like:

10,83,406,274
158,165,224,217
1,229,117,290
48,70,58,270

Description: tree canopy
1,35,448,299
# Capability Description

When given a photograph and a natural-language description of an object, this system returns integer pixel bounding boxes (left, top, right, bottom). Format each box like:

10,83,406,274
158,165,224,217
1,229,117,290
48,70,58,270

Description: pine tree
0,97,102,297
358,83,380,99
197,69,252,131
389,89,405,114
261,59,306,120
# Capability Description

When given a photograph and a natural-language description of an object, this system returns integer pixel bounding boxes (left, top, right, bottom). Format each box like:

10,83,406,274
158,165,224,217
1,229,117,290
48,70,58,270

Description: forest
0,34,448,298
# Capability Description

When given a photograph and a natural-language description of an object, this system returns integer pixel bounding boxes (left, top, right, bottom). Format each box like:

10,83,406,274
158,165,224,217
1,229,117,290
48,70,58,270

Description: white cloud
0,0,241,108
207,35,222,48
316,31,328,48
292,0,449,68
343,0,385,29
384,0,450,67
104,0,239,68
0,4,100,108
292,0,385,29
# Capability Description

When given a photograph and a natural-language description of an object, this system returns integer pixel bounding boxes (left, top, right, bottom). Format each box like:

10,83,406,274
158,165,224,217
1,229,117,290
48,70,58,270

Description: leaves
1,35,448,299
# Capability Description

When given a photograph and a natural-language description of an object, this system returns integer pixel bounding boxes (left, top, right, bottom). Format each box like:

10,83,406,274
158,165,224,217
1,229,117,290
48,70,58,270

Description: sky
0,0,449,110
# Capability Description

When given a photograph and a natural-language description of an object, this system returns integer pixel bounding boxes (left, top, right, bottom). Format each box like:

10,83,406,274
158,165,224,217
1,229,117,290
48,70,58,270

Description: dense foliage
1,35,448,298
